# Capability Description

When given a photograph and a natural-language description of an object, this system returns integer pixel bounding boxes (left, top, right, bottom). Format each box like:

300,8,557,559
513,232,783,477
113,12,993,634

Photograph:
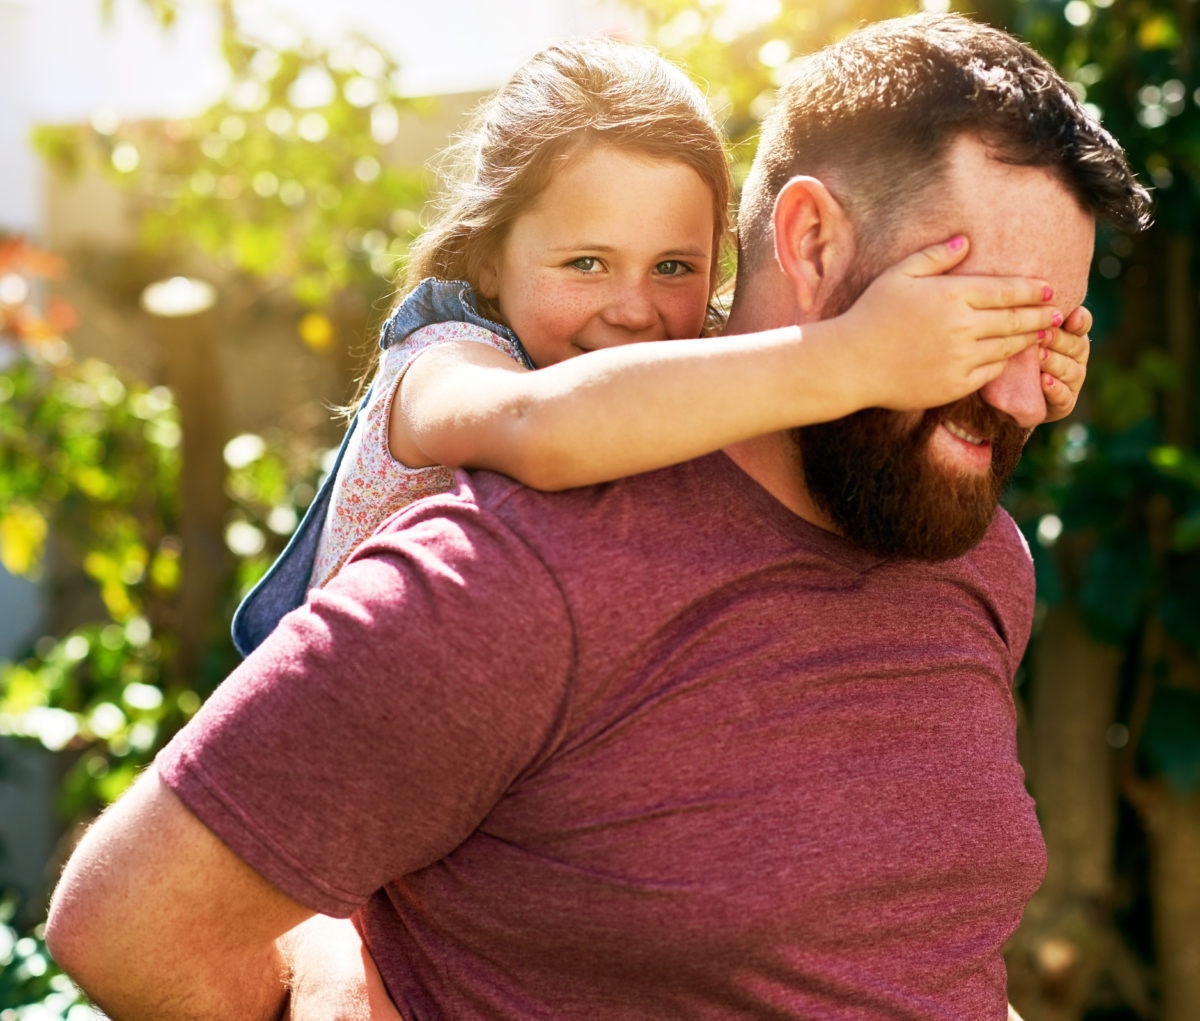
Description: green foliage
990,2,1200,818
219,427,330,616
32,13,430,315
1003,0,1199,766
0,262,178,803
1,355,180,587
0,335,320,808
1143,686,1200,795
628,0,912,176
0,231,323,1014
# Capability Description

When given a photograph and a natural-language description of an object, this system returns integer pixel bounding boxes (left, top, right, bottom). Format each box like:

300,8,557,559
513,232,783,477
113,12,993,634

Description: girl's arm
391,236,1066,491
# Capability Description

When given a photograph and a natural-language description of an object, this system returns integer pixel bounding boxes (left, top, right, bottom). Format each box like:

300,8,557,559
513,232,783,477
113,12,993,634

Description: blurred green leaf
1172,510,1200,552
1142,687,1200,795
1080,534,1155,644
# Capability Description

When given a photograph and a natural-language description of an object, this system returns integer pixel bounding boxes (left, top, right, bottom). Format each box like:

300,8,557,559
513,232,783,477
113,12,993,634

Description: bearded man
47,13,1149,1021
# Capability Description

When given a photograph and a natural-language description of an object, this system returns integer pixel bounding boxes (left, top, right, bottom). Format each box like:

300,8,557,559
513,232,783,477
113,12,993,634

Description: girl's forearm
465,322,857,490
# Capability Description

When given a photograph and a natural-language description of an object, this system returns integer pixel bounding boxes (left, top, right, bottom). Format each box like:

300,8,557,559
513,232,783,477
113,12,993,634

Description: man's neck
722,432,838,534
722,294,842,535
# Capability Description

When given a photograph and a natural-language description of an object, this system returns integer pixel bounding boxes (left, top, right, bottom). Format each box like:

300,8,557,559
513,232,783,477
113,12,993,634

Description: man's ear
772,176,855,314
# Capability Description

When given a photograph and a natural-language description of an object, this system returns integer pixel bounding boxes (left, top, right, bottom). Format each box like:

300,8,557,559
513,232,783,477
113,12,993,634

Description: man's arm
46,493,573,1021
46,767,313,1021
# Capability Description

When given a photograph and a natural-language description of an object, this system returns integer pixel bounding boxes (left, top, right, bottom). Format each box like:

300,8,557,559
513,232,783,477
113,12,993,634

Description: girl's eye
569,257,602,273
656,260,692,277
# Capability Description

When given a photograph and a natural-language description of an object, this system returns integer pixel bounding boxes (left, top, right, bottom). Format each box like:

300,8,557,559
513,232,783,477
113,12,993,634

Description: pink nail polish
948,235,965,251
1051,311,1063,327
1040,344,1048,358
1042,286,1053,301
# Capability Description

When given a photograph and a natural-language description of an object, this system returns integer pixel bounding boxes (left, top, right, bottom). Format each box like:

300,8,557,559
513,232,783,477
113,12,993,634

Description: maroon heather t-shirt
158,451,1045,1020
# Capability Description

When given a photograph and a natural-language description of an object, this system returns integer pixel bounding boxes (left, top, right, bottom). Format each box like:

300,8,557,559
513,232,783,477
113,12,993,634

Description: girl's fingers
1040,321,1089,424
1061,304,1093,337
1040,346,1085,391
901,234,974,277
976,331,1049,366
958,276,1055,310
1043,371,1079,422
976,305,1063,342
1043,324,1090,365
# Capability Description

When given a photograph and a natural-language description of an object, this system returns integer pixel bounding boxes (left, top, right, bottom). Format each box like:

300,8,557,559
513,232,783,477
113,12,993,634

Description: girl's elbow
505,452,579,491
482,417,582,490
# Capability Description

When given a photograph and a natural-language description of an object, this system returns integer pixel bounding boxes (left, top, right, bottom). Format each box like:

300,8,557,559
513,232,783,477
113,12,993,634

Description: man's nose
979,343,1046,429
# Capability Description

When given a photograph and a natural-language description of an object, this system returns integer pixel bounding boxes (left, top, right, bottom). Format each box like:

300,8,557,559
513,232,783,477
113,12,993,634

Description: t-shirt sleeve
158,491,575,918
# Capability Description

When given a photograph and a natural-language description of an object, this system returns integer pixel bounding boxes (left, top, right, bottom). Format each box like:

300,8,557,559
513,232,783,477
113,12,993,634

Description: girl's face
478,145,716,367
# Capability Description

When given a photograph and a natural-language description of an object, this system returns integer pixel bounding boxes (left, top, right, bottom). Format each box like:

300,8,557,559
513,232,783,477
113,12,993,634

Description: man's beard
793,270,1029,562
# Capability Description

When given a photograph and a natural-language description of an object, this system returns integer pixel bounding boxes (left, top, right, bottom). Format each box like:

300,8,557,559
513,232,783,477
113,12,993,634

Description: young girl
233,37,1087,655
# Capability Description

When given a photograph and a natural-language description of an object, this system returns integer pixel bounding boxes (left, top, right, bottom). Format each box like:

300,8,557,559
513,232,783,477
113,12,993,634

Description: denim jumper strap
230,279,531,656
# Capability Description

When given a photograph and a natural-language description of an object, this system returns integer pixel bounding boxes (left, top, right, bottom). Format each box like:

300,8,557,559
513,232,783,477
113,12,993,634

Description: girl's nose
599,277,659,334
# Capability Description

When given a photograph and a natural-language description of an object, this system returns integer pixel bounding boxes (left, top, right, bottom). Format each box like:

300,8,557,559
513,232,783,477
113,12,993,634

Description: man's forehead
934,137,1095,311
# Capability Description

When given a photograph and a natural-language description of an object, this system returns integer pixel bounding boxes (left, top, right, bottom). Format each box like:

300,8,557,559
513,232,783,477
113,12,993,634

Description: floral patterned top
310,320,527,588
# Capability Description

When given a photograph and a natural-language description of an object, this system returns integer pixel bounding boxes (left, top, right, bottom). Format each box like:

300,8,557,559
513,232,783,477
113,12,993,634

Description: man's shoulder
369,453,765,585
976,506,1034,571
959,506,1036,654
448,463,683,557
457,455,726,528
953,507,1035,604
361,464,666,580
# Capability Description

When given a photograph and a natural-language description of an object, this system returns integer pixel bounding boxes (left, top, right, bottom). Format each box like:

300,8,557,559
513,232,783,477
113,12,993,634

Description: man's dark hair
737,12,1152,273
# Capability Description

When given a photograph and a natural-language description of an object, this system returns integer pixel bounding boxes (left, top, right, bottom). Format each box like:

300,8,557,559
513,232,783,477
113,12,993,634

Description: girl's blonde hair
403,36,732,324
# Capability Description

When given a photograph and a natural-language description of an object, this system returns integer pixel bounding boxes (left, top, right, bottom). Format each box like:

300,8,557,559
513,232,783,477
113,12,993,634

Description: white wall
0,0,637,237
0,0,226,234
0,1,38,233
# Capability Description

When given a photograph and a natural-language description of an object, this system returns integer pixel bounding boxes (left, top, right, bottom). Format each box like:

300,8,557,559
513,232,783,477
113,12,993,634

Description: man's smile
943,420,986,446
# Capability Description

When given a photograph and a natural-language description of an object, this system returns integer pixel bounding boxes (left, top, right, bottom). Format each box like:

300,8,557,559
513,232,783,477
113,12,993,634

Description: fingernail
1037,330,1047,341
1051,311,1064,327
1042,286,1053,301
948,235,966,251
1040,343,1049,357
1044,375,1056,388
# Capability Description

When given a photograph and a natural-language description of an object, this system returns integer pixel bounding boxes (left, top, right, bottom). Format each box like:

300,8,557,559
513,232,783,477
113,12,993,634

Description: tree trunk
151,296,230,689
1007,606,1123,1021
1141,783,1200,1021
1126,632,1200,1021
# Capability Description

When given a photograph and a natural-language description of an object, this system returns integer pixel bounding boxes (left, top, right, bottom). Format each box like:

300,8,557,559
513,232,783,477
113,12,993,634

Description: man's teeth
945,421,985,446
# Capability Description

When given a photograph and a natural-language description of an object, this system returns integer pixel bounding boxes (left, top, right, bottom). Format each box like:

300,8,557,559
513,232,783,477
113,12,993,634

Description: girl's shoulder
386,320,526,371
